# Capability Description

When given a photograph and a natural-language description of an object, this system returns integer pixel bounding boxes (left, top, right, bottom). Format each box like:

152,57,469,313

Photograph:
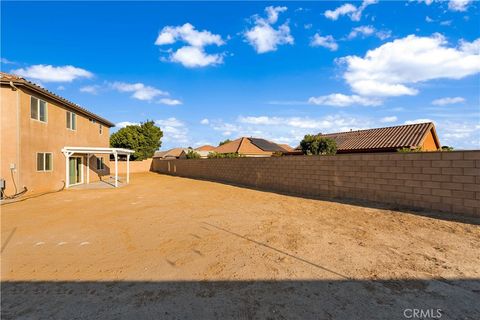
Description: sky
1,0,479,150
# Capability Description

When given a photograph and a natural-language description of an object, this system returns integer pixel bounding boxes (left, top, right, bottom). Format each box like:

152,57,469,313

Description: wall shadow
2,279,479,319
151,172,480,226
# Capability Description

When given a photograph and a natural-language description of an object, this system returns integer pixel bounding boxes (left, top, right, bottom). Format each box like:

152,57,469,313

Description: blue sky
2,1,479,149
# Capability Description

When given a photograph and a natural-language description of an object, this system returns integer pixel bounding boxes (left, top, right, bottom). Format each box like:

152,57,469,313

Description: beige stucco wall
1,84,111,196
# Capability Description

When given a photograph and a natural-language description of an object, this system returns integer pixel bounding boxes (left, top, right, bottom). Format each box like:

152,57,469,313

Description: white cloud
200,118,210,125
158,98,182,106
348,25,375,39
155,117,189,144
340,34,480,97
324,4,357,20
347,25,391,40
265,6,287,24
155,117,184,128
380,116,398,123
310,34,338,51
155,23,225,68
111,82,168,101
80,85,100,95
460,38,480,54
425,16,434,23
308,93,382,107
244,6,294,54
11,64,93,82
116,121,140,128
432,97,466,105
448,0,471,12
155,23,224,47
0,58,15,65
404,119,434,125
57,85,65,91
226,114,372,145
440,121,480,148
169,46,223,68
324,0,378,21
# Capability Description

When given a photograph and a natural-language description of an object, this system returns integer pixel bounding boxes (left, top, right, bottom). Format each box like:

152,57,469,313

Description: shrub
300,135,337,155
218,139,232,146
441,146,454,151
207,152,243,158
397,147,423,153
186,150,201,159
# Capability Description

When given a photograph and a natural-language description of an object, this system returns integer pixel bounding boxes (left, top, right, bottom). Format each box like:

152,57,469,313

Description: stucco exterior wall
421,129,439,151
152,151,480,217
1,84,111,196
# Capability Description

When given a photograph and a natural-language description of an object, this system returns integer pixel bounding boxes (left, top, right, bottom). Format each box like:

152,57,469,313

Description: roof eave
1,79,115,127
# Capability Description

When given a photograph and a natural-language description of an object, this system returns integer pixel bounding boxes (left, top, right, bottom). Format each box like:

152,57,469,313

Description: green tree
441,145,454,151
300,134,337,155
219,139,232,146
110,120,163,160
186,150,201,159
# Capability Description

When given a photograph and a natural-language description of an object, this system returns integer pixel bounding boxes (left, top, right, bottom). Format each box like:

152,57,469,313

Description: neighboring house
278,144,294,152
178,149,211,159
293,122,441,154
153,148,189,160
212,137,288,157
0,72,133,197
195,145,215,151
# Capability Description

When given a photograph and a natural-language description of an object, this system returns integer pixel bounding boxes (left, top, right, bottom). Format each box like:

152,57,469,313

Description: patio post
114,151,118,187
86,154,91,184
126,154,130,184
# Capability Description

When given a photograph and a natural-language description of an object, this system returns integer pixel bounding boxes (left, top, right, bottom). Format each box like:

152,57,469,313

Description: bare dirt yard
2,172,479,319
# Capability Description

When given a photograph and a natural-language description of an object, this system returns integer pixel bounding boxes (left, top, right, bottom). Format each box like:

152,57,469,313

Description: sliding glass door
68,157,83,186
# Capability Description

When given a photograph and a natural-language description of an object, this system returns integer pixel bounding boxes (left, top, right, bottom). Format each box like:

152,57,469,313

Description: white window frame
36,152,53,172
30,96,48,123
66,111,77,130
96,157,105,170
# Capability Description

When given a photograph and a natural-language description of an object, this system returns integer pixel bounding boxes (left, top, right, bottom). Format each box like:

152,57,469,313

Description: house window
96,157,105,170
66,111,77,130
30,96,47,122
37,153,53,171
99,124,103,134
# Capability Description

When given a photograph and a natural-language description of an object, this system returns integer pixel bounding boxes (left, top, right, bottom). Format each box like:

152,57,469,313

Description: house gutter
8,81,21,192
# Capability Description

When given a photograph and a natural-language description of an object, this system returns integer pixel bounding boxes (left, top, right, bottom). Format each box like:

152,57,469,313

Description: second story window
66,111,77,130
30,96,47,122
99,124,103,134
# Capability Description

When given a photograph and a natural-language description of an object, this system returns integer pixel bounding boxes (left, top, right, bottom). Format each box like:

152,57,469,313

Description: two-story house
1,72,133,198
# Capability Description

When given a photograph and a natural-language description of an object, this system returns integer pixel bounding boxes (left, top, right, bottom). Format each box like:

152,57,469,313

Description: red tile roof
213,137,288,154
195,145,216,151
310,122,440,153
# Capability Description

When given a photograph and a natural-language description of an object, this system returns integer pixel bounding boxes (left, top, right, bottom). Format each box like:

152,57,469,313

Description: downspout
9,81,21,194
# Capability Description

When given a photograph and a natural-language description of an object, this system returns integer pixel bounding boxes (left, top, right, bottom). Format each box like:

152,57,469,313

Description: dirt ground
1,172,479,319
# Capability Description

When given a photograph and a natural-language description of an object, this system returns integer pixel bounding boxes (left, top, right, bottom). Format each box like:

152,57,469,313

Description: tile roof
213,137,288,154
278,144,294,152
195,145,216,151
153,148,188,158
0,72,115,127
308,122,439,152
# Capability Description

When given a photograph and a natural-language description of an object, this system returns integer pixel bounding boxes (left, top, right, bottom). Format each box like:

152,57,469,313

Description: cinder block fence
152,151,480,216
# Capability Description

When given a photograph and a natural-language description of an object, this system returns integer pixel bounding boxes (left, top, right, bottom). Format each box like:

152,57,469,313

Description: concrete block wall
117,158,152,174
151,151,480,216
